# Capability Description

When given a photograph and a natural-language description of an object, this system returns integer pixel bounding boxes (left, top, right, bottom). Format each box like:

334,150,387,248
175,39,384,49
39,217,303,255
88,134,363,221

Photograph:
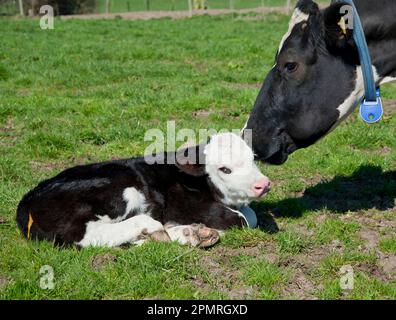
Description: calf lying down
16,133,270,248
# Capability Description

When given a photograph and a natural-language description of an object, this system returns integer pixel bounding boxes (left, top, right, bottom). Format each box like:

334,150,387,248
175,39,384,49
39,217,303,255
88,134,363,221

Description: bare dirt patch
280,242,345,272
0,217,8,224
0,276,12,288
379,254,396,275
299,173,330,187
283,273,317,300
184,59,210,74
29,160,65,173
277,244,338,299
376,146,392,155
341,213,395,278
341,213,396,230
59,7,289,21
290,222,315,237
0,118,17,147
30,156,100,173
91,253,117,271
227,286,258,299
359,228,379,250
383,99,396,116
190,246,267,298
224,82,262,90
349,145,392,155
18,88,31,97
0,118,14,133
192,109,212,118
355,260,390,282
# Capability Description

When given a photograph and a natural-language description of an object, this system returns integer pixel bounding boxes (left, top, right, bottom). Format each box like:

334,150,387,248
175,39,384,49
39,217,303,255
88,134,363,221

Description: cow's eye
219,167,232,174
284,62,298,73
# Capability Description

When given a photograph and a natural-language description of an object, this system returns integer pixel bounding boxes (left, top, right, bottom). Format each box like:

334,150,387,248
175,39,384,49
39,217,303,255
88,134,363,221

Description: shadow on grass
253,165,396,221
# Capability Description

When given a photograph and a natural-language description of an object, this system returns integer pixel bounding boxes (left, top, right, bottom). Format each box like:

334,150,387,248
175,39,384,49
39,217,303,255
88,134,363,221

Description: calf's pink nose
252,178,271,196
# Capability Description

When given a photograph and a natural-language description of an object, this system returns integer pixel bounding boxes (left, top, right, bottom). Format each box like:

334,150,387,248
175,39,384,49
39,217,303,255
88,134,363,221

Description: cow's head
244,0,365,164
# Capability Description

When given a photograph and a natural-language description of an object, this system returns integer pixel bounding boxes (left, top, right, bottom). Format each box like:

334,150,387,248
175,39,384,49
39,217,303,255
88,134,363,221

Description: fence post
188,0,192,17
18,0,24,16
106,0,110,14
145,0,150,11
229,0,234,11
286,0,292,13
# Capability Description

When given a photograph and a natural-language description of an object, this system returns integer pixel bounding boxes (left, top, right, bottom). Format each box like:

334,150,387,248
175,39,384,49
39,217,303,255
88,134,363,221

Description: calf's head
244,0,364,164
176,133,270,207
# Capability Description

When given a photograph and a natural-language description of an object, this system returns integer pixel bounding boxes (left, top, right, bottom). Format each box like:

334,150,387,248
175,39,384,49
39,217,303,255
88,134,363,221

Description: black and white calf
16,133,270,248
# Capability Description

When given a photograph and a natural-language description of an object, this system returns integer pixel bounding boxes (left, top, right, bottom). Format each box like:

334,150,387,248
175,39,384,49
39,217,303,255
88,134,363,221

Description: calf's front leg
77,214,164,248
196,204,248,231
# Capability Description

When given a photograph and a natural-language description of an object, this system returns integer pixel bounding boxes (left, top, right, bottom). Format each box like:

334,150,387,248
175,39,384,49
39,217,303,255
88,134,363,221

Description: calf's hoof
191,224,220,248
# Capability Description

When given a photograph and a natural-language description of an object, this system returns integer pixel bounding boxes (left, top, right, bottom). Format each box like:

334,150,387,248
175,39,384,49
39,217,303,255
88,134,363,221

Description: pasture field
95,0,294,13
0,12,395,300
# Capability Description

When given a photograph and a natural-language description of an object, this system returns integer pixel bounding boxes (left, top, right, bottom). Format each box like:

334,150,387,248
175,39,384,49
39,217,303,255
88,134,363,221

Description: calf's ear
323,2,355,51
175,144,206,177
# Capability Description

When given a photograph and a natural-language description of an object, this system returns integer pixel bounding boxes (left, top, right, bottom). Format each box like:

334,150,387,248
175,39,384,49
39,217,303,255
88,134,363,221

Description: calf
16,133,270,248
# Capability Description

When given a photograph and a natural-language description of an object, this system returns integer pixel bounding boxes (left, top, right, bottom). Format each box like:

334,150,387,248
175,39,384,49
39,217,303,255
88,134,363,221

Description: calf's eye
219,167,232,174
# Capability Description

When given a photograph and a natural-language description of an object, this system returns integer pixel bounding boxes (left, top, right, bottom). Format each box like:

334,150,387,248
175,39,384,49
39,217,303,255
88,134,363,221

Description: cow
244,0,396,164
16,133,270,248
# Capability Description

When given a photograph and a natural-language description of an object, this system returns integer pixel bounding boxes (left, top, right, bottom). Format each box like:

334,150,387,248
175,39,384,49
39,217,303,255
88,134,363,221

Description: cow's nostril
252,178,271,196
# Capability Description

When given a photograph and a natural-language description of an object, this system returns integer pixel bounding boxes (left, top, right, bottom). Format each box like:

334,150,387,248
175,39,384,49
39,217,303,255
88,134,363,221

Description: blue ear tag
360,88,383,123
239,206,258,229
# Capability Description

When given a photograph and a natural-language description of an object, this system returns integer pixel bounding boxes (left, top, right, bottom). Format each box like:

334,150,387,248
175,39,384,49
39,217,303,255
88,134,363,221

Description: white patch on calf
334,66,380,127
204,133,267,206
77,214,163,247
278,8,309,54
122,187,148,218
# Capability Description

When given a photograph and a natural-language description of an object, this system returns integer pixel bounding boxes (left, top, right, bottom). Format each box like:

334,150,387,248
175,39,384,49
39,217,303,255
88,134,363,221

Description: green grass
0,12,395,300
379,237,396,254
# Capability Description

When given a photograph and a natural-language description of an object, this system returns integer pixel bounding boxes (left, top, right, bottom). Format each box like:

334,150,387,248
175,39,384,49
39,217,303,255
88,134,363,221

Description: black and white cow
16,133,270,248
244,0,396,164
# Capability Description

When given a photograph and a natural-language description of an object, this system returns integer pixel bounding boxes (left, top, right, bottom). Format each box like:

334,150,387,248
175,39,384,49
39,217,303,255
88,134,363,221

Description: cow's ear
175,144,206,177
323,2,355,50
296,0,320,16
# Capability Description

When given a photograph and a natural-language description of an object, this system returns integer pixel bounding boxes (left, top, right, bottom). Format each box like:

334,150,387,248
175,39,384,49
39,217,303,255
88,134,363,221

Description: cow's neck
357,0,396,82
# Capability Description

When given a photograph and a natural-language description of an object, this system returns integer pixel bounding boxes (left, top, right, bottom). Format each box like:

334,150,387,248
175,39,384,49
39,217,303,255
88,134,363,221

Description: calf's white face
204,133,270,206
